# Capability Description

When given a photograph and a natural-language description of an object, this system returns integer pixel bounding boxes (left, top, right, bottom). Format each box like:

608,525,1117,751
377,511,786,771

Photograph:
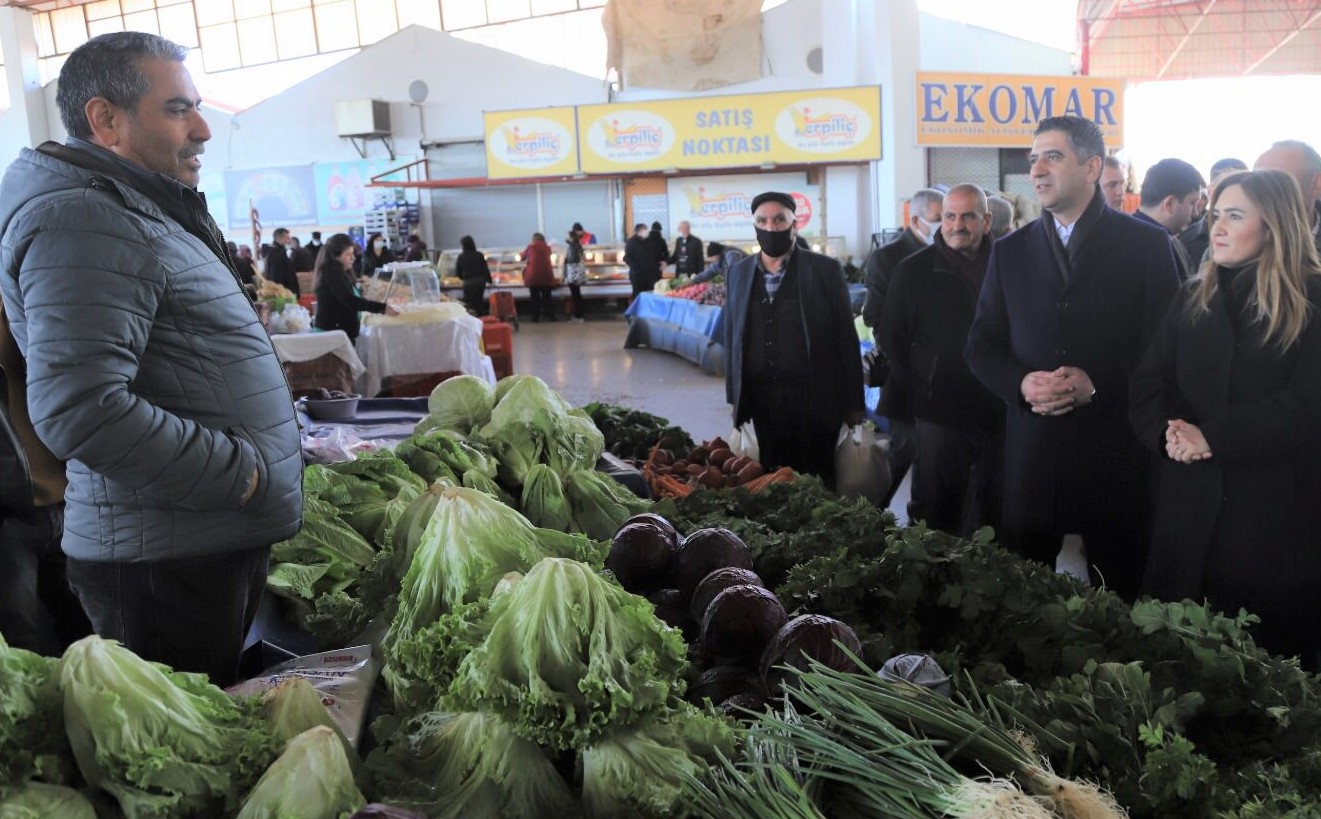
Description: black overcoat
1130,272,1321,648
965,191,1180,533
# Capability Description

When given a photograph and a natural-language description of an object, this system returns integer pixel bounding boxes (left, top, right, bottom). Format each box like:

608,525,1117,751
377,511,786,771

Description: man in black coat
623,222,657,301
670,220,704,277
965,116,1180,599
878,184,1003,537
1132,158,1203,279
724,191,864,488
263,226,299,296
863,187,943,506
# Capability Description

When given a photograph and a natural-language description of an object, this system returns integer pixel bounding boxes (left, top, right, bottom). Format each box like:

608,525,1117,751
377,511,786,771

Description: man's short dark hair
56,32,188,141
1210,157,1248,178
273,227,289,240
634,223,646,232
1103,155,1124,170
1034,116,1105,163
1139,158,1205,207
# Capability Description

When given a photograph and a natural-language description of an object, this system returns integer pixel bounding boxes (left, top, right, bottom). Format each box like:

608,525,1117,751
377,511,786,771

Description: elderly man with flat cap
723,191,864,488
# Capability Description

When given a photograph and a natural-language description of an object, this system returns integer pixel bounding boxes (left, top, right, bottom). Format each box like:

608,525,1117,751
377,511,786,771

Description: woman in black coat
1131,169,1321,666
313,233,391,342
455,235,493,315
359,232,394,279
646,221,670,274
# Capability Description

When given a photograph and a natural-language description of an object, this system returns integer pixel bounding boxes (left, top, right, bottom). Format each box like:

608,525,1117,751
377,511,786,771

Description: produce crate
481,318,514,379
282,352,355,399
489,290,518,329
380,370,462,397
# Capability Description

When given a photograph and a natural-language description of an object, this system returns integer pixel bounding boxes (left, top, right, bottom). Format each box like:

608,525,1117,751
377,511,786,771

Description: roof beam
1242,2,1321,75
1156,0,1218,79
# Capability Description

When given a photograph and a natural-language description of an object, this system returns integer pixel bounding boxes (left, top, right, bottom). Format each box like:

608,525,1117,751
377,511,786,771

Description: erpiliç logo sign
775,97,872,154
587,111,675,163
683,187,754,220
490,117,573,169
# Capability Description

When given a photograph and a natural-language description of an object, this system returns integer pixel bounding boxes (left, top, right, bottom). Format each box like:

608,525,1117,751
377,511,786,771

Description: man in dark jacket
724,191,864,488
264,227,300,295
671,220,704,277
1133,158,1203,279
0,32,302,683
878,184,1003,537
624,223,658,301
1254,140,1321,246
965,116,1179,600
864,188,943,507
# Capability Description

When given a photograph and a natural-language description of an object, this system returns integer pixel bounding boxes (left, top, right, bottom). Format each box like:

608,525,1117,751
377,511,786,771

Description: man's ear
84,97,121,147
1161,195,1179,214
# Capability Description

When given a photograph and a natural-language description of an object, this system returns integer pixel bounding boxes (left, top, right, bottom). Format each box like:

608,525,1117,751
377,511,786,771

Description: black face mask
756,227,794,258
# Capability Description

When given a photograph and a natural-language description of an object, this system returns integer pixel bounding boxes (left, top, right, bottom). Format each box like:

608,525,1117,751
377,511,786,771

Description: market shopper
1133,158,1204,279
671,220,704,277
1253,140,1321,244
987,195,1015,239
563,227,587,322
523,231,557,322
692,241,747,284
263,226,300,296
360,231,394,278
647,220,670,274
965,115,1180,600
1131,170,1321,667
0,31,303,684
313,233,394,341
878,184,1003,537
455,234,493,316
724,191,864,488
624,223,659,302
1100,156,1127,210
1178,157,1248,267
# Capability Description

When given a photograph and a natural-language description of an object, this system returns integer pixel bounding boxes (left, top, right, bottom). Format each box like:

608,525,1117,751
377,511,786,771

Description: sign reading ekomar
915,72,1124,148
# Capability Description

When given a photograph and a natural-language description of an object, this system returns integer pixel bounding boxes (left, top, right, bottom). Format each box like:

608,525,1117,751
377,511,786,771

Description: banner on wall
915,72,1124,147
223,165,317,228
665,172,822,242
313,157,412,225
578,86,881,174
484,107,580,179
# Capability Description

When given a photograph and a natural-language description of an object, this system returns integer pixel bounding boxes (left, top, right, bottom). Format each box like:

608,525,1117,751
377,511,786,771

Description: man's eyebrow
163,96,201,107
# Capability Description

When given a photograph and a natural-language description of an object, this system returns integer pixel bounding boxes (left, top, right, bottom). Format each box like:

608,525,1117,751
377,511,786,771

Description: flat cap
750,191,796,213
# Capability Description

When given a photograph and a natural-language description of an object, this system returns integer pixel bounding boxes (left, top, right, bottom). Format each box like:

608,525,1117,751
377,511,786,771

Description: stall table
269,330,366,397
355,314,495,397
623,292,726,376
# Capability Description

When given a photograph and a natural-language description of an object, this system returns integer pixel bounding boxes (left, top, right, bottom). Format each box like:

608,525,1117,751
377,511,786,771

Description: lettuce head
0,781,97,819
0,633,70,789
58,635,279,818
447,557,688,751
237,726,365,819
425,374,495,434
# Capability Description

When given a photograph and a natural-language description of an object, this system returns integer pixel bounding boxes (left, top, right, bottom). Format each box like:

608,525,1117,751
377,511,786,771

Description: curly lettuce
237,726,365,819
58,635,279,818
447,557,688,751
0,633,69,789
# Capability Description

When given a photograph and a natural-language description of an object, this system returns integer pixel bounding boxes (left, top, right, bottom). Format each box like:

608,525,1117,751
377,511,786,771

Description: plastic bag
834,423,890,505
226,645,378,749
727,423,759,462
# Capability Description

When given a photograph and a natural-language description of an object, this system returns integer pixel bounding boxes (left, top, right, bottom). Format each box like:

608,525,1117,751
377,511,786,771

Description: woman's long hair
460,235,478,254
312,233,357,292
1190,169,1321,350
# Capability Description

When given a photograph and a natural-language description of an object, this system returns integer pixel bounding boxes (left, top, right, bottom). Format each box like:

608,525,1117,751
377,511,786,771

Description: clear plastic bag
727,423,759,462
834,422,890,505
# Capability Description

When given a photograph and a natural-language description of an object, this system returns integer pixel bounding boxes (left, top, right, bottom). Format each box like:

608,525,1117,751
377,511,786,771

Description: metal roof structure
1078,0,1321,80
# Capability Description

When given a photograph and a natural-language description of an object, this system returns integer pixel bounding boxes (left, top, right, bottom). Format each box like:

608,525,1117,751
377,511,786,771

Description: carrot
744,467,796,492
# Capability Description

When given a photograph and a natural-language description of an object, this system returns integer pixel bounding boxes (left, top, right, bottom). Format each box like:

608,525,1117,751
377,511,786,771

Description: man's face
752,202,797,240
1163,191,1200,234
1255,146,1321,206
678,221,690,237
1100,163,1126,209
940,190,991,256
910,198,942,241
105,58,210,187
1029,130,1101,216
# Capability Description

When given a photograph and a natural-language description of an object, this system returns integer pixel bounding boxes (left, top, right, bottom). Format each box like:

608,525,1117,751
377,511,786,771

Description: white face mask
915,215,939,244
373,240,385,250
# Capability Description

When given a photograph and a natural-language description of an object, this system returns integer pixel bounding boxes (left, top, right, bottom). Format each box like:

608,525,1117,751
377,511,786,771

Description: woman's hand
385,304,401,317
1165,419,1213,463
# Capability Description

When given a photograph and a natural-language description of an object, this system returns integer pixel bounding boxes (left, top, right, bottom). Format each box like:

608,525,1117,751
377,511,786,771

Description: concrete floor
510,310,1088,581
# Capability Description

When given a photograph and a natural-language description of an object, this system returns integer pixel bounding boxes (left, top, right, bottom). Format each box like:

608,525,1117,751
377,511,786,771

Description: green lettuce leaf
237,726,365,819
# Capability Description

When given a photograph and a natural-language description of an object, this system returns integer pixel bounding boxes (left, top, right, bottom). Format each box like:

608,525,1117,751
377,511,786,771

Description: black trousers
0,505,90,656
883,418,916,506
66,545,270,686
461,279,487,315
748,377,838,488
1004,524,1148,602
568,284,584,318
910,421,1003,538
529,286,556,320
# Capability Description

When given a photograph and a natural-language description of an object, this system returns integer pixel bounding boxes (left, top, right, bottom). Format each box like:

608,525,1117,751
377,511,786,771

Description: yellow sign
484,107,580,179
915,73,1124,147
577,86,881,174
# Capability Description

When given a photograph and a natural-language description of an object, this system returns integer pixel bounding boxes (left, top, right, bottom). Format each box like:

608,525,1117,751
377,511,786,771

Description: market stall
623,291,726,376
269,330,366,397
355,312,495,396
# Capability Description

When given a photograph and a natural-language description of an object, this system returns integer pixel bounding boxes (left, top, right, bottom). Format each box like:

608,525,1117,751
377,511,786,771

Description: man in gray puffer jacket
0,32,302,685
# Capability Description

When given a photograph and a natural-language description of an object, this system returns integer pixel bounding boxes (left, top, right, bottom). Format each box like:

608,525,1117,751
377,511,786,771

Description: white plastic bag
727,423,759,462
834,423,891,505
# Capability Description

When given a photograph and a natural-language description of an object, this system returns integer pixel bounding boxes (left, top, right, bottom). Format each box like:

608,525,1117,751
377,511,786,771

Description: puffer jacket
0,142,302,562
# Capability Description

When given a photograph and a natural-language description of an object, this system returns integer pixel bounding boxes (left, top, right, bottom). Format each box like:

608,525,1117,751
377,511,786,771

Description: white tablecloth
355,315,489,396
269,330,366,377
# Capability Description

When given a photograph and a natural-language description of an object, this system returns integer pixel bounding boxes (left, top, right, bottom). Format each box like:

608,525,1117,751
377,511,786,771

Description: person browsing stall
0,32,302,684
313,233,396,341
